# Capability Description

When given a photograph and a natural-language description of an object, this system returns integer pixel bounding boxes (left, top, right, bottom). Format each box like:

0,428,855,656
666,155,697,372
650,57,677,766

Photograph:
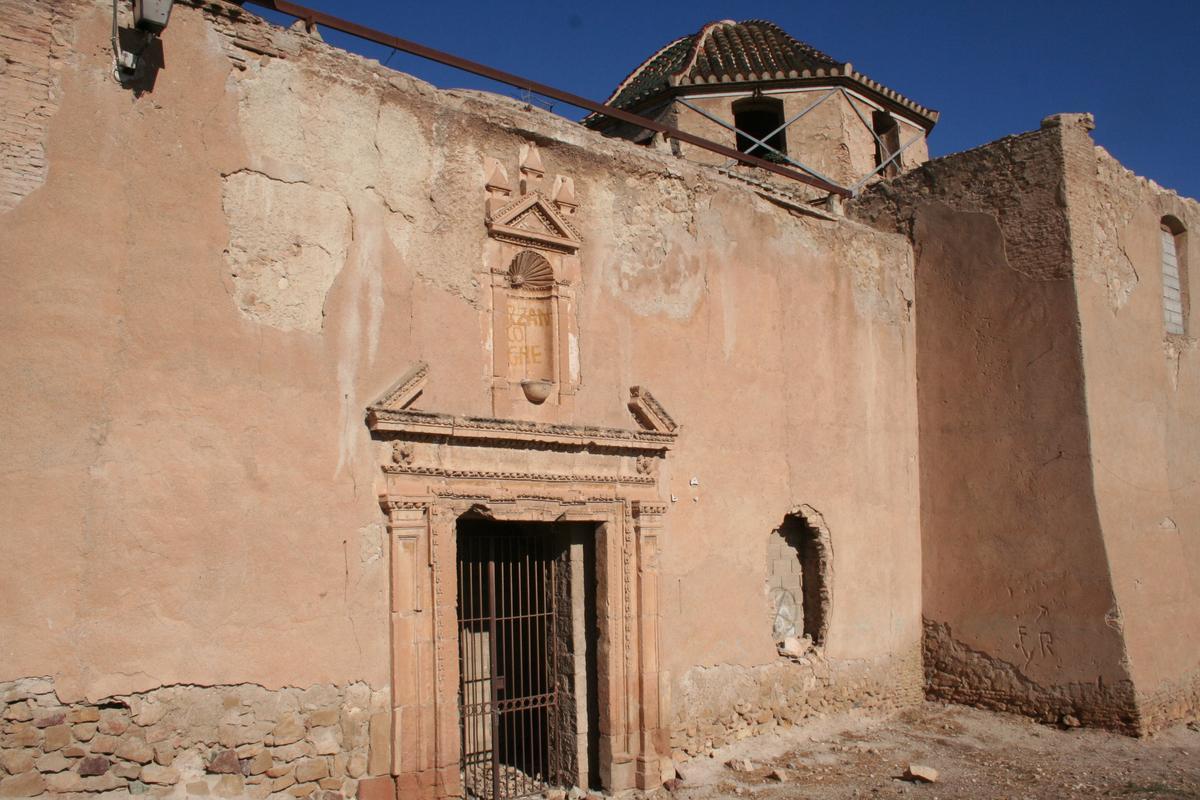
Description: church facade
1,4,1196,800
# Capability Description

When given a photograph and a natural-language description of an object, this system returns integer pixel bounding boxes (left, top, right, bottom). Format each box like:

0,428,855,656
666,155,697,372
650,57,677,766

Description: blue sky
251,0,1200,199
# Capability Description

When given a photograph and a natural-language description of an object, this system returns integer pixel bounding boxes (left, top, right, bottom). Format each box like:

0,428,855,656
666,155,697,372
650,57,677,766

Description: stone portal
367,380,678,799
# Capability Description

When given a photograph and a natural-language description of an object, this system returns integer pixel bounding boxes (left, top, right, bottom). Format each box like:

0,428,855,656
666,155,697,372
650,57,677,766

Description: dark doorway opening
733,96,787,161
456,519,598,799
769,513,830,646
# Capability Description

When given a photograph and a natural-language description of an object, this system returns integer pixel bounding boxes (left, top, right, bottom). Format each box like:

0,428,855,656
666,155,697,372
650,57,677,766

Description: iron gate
457,522,563,799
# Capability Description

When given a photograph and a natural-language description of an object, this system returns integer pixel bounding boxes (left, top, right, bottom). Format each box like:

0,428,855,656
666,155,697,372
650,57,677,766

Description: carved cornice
367,407,676,453
430,489,625,508
383,463,656,486
627,386,678,434
633,502,670,516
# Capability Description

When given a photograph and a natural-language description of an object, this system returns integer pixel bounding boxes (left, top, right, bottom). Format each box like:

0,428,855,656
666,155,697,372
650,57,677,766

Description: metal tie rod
238,0,851,197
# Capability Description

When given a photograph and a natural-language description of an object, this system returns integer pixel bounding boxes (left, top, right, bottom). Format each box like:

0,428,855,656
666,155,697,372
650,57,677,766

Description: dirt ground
670,702,1200,800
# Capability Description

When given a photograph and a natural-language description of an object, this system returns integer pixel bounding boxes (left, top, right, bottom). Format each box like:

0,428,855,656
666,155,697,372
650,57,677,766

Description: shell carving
507,250,555,289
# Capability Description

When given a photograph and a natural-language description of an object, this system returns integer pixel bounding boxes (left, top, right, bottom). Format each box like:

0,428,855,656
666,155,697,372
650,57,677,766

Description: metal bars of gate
237,0,850,198
457,527,561,800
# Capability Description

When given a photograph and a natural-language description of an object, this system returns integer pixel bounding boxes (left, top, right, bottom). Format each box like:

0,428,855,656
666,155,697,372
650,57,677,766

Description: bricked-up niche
1161,215,1189,336
766,507,832,649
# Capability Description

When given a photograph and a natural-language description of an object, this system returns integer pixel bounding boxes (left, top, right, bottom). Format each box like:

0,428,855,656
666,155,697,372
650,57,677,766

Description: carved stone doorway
366,372,679,799
456,519,599,799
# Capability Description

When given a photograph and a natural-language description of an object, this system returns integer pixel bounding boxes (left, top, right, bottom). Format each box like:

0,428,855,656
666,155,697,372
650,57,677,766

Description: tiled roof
587,19,937,127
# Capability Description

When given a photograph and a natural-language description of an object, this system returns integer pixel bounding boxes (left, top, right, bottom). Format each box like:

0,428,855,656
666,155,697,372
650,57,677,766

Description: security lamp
133,0,174,33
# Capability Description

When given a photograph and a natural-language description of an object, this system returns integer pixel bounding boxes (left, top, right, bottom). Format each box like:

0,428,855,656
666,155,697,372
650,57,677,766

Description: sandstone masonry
0,677,388,799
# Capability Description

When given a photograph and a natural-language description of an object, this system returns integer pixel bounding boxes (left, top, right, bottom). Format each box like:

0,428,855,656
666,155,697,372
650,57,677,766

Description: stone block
97,713,129,736
43,770,83,793
33,711,65,728
68,708,100,724
153,744,175,766
3,725,37,748
33,751,70,773
247,750,272,775
0,752,34,776
206,749,241,774
117,736,155,764
2,703,32,723
354,775,395,800
273,741,315,762
90,734,119,754
272,715,305,746
309,727,339,755
72,722,98,741
41,724,69,751
307,709,339,728
213,774,245,797
0,770,43,798
366,713,389,776
78,755,110,776
186,780,211,795
141,764,180,785
295,758,328,782
237,742,265,758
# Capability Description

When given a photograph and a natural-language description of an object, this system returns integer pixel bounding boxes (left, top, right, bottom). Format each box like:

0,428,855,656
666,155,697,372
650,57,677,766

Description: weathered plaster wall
1,0,921,787
1060,123,1200,730
0,0,82,212
851,118,1139,731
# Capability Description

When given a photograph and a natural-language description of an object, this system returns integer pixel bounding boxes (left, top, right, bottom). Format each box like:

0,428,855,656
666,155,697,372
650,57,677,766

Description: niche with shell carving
483,143,583,420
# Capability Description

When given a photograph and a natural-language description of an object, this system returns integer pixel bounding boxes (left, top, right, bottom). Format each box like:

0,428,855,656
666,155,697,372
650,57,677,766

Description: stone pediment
369,361,428,411
486,192,582,253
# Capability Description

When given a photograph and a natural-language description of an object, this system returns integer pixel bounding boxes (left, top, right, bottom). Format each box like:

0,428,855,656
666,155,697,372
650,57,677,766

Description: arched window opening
732,96,787,162
873,110,901,177
766,508,831,651
1161,216,1188,336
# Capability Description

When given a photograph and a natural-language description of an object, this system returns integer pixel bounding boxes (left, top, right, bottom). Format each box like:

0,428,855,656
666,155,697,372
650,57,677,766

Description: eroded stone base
923,619,1140,734
669,648,922,760
0,677,389,798
1138,668,1200,734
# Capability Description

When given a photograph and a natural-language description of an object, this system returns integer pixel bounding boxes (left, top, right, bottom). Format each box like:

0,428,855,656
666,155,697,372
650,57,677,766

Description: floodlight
133,0,174,33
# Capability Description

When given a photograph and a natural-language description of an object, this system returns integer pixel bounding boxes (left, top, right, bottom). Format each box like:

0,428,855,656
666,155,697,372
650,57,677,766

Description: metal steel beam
849,130,925,192
237,0,851,196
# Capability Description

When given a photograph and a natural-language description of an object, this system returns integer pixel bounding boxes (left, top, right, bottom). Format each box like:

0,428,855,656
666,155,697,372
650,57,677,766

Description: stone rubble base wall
1137,669,1200,735
923,620,1141,734
668,648,922,761
0,677,390,799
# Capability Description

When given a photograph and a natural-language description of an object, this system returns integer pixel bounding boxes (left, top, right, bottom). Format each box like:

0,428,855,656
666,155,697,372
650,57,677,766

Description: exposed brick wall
0,677,390,798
